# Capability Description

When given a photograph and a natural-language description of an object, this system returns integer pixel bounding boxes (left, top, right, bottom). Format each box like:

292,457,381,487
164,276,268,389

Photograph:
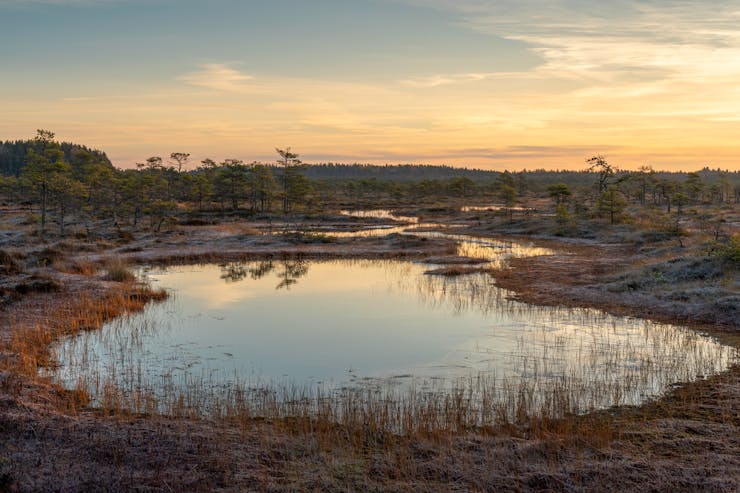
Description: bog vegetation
0,130,738,491
0,130,738,242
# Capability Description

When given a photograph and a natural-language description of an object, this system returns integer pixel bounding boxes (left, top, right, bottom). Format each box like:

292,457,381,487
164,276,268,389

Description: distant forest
303,163,739,190
0,139,112,177
2,137,738,189
2,139,738,188
302,164,498,182
1,132,738,236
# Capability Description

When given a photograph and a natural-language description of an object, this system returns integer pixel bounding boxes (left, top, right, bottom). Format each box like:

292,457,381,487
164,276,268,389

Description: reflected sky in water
332,209,553,264
340,209,418,223
54,259,736,409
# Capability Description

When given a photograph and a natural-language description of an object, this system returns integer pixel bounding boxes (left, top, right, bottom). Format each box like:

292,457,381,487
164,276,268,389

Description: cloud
290,144,624,166
394,144,623,161
179,64,255,92
399,72,494,87
6,1,739,171
397,0,740,124
62,96,99,102
400,1,740,78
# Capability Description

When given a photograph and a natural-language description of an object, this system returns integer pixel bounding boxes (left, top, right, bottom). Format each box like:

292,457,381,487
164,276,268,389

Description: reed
1,284,167,380
3,251,736,458
49,297,737,451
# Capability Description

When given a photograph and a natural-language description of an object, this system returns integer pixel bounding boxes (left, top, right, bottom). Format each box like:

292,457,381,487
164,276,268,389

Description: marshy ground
0,206,737,492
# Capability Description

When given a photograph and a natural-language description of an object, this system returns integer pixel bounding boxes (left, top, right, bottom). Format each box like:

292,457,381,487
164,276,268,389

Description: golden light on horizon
1,1,739,172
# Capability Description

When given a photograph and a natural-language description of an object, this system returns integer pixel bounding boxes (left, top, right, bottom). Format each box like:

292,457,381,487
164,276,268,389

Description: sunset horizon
3,0,740,171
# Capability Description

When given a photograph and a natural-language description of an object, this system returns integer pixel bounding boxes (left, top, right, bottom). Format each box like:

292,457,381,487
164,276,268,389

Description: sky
1,0,739,171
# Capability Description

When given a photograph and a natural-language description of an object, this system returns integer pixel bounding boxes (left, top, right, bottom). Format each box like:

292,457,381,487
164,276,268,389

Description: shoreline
0,223,737,492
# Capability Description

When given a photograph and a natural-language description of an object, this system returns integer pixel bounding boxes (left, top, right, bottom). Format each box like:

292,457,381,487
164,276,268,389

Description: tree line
0,131,312,234
0,131,738,236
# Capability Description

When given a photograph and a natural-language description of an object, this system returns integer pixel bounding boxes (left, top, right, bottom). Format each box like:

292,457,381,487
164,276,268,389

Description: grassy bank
0,211,737,492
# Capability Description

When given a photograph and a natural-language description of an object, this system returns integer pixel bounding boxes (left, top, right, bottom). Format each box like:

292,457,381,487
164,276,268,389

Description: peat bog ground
0,207,737,492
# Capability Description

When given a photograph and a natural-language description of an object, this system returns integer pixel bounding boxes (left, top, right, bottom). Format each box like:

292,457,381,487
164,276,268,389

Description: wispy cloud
5,0,739,170
62,96,100,102
404,0,740,82
399,1,740,126
179,63,255,92
399,72,494,87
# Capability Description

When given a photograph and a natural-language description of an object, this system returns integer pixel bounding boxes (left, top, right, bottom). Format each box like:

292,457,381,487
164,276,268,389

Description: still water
53,256,736,415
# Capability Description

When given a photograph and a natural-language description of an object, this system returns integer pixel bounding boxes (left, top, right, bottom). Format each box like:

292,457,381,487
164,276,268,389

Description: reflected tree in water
219,262,249,283
218,259,309,290
220,260,277,283
275,260,309,290
249,260,275,280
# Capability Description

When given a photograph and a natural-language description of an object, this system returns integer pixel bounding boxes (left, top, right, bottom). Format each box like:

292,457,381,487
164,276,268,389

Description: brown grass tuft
103,259,136,283
1,285,168,381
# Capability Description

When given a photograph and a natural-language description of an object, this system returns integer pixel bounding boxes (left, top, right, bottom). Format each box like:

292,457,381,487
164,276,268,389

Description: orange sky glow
2,0,739,172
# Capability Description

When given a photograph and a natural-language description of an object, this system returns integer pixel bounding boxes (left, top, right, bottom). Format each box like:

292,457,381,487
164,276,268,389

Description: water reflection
335,209,553,265
52,259,737,424
275,260,309,290
340,209,418,223
417,233,553,268
219,262,252,283
219,259,310,290
320,223,444,238
462,205,535,213
326,226,554,267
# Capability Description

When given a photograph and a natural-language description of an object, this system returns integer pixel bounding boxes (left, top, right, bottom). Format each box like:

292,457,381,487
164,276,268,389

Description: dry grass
61,332,733,454
47,263,735,455
102,258,136,283
52,258,98,275
1,285,167,381
0,216,737,491
1,365,737,492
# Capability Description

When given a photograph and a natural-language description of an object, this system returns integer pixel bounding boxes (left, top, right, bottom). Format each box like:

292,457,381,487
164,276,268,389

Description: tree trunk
40,182,47,234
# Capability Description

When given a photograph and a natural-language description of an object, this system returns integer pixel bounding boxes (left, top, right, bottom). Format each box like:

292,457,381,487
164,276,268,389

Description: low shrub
659,257,725,282
712,234,740,267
